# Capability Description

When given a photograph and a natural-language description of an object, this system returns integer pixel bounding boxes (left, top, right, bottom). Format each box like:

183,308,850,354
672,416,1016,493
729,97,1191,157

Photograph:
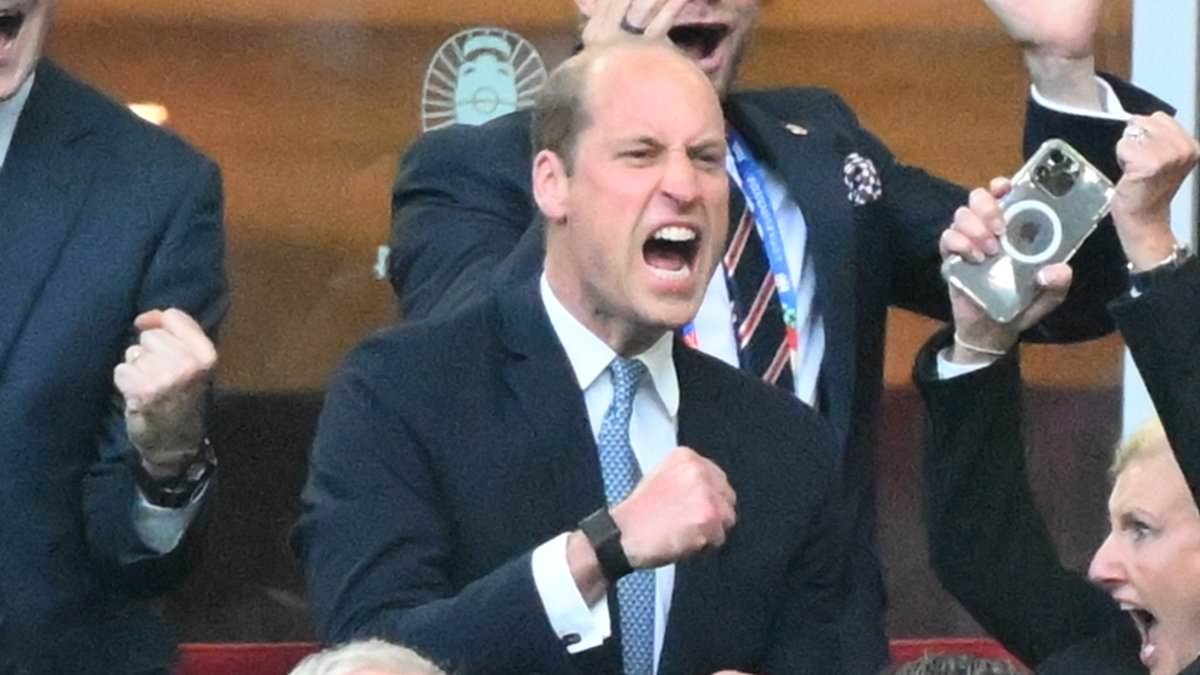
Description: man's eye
621,149,657,163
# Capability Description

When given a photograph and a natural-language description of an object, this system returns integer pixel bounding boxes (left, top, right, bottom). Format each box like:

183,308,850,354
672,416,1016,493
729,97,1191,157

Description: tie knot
609,357,647,403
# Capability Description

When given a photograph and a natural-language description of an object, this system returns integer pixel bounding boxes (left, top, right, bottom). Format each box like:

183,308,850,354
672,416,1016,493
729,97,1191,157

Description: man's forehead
588,110,724,146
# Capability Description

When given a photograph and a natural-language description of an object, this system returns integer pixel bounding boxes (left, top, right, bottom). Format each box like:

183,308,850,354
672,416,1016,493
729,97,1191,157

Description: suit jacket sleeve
295,345,576,673
1110,254,1200,502
915,330,1123,667
82,155,227,596
389,117,540,321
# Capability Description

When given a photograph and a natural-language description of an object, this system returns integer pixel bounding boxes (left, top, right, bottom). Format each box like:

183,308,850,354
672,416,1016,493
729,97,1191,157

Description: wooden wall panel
46,3,1132,391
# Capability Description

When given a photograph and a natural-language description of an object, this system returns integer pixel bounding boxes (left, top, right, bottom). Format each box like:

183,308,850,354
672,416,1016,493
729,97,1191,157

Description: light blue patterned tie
597,357,655,675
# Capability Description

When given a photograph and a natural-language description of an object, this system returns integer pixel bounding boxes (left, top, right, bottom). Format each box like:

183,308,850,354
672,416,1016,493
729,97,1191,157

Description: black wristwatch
579,507,634,582
130,438,217,508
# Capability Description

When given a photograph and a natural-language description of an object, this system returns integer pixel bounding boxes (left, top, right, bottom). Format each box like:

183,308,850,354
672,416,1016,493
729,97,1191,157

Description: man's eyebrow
689,137,727,153
618,135,663,146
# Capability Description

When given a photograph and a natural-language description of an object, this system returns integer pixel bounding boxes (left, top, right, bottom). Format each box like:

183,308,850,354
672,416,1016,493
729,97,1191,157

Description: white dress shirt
531,274,678,672
0,73,35,171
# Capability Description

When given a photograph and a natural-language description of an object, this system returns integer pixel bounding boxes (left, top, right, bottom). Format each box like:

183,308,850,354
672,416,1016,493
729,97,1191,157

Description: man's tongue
645,244,687,273
668,25,721,62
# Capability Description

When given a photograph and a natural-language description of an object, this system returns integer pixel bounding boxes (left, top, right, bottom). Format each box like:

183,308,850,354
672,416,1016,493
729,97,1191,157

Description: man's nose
660,151,701,206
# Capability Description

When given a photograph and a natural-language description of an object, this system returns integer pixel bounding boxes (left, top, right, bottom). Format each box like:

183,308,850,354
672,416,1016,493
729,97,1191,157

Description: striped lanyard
681,130,800,357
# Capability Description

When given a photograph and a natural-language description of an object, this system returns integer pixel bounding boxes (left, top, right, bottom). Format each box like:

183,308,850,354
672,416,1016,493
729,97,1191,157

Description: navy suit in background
389,78,1166,673
0,61,226,674
295,277,847,674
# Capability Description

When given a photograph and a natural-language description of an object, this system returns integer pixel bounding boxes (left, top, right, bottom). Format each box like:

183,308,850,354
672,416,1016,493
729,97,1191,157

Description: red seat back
175,638,1025,675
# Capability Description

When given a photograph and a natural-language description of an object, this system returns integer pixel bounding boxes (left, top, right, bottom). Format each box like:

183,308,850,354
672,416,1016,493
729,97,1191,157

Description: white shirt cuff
936,348,997,380
1030,76,1132,122
133,479,208,554
531,532,611,653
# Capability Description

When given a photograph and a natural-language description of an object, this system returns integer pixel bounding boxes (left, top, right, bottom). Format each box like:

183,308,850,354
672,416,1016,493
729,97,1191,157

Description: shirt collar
0,72,35,171
540,274,680,416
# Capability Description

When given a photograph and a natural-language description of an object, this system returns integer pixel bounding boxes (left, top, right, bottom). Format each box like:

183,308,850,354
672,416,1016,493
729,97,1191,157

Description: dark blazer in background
917,255,1200,674
388,78,1163,673
295,277,846,674
0,61,227,674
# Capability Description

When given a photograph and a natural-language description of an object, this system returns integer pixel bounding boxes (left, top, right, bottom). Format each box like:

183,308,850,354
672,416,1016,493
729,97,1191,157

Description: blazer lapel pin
784,122,808,136
843,152,882,205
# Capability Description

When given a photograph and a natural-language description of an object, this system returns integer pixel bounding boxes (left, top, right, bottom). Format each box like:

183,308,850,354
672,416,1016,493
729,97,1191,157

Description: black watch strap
579,507,633,582
130,438,217,508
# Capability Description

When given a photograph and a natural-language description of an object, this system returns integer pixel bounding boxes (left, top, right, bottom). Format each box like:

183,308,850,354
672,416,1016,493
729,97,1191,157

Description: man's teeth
653,226,696,243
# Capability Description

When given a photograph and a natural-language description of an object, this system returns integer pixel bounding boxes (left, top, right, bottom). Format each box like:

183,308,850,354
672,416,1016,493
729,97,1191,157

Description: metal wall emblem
421,27,548,131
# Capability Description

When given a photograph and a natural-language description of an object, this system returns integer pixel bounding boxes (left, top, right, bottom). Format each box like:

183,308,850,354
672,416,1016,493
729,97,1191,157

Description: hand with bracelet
939,178,1074,365
1111,112,1200,277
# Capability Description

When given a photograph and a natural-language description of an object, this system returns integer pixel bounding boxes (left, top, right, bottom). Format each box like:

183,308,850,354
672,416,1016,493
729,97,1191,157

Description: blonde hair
288,640,446,675
1111,416,1169,478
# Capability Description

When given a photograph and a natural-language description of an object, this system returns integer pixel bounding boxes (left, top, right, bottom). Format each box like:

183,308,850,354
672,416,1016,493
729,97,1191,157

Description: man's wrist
565,530,608,606
131,437,216,508
1025,53,1103,111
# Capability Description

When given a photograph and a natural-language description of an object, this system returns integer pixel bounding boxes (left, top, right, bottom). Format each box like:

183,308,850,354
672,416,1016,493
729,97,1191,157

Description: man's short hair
530,50,594,172
888,653,1024,675
1111,415,1168,478
288,639,446,675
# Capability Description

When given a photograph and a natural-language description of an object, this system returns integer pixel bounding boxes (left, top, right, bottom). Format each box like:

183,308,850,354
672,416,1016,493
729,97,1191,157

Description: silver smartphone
942,139,1115,323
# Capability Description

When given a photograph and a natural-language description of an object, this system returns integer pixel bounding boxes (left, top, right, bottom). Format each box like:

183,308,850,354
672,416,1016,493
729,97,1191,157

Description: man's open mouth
643,225,701,281
0,6,27,44
667,23,730,62
1124,604,1159,665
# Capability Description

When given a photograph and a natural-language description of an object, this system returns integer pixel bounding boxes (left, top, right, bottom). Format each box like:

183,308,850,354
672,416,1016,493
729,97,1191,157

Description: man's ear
532,149,570,223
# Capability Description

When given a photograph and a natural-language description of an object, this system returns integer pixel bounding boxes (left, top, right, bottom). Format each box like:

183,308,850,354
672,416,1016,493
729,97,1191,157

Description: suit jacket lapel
493,278,622,673
495,277,608,520
724,94,855,451
658,344,724,675
0,61,99,373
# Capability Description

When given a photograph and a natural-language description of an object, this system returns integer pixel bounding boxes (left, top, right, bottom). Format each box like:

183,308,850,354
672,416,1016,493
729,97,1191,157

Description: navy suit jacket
389,80,1164,673
0,61,226,674
296,277,847,674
